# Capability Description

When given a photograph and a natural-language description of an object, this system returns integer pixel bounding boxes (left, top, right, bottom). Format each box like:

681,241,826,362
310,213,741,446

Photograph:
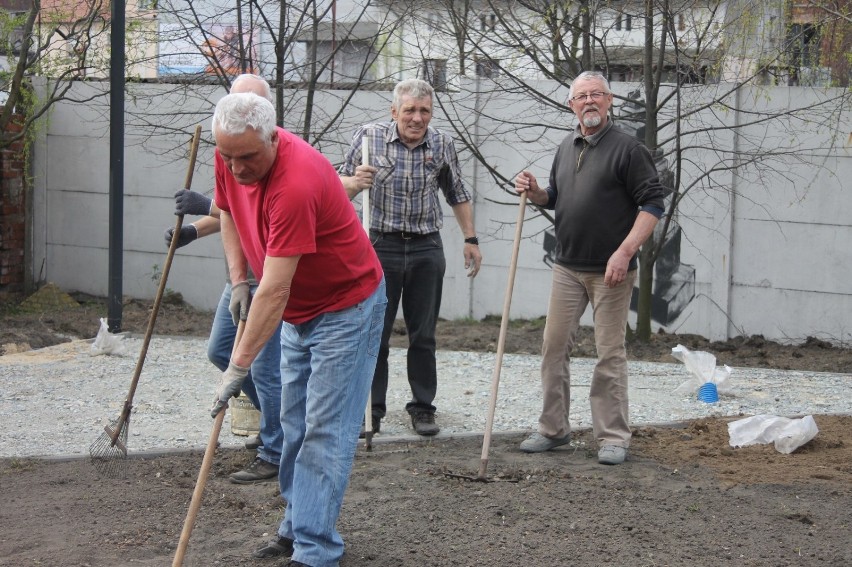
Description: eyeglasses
569,91,609,102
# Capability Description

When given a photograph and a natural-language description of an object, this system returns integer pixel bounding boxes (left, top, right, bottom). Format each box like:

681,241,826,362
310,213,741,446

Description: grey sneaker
519,432,571,453
598,445,627,465
229,456,279,484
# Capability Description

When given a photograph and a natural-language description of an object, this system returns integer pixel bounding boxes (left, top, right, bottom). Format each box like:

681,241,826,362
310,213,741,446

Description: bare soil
1,290,850,566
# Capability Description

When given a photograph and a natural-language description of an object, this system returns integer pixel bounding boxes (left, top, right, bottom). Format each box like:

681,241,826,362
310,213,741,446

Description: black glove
210,362,250,418
229,281,251,326
174,189,213,216
164,225,198,249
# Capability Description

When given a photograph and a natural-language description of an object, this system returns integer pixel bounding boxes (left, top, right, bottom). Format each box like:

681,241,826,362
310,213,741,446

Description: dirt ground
1,290,851,566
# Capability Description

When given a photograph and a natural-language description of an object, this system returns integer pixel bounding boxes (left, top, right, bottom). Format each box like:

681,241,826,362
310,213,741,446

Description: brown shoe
229,456,278,484
410,410,439,436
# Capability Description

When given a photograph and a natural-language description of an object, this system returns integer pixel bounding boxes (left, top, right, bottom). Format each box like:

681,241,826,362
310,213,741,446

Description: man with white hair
210,91,386,567
164,74,283,484
514,71,668,465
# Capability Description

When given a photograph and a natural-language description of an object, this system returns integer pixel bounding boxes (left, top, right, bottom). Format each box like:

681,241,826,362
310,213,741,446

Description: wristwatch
464,236,479,246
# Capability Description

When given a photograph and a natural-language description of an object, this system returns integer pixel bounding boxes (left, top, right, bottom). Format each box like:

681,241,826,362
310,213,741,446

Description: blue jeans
208,283,283,466
277,278,386,567
370,232,445,418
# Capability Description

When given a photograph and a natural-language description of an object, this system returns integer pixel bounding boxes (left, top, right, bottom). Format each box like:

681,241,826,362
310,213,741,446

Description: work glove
229,281,251,326
163,225,198,249
174,189,213,216
211,361,249,418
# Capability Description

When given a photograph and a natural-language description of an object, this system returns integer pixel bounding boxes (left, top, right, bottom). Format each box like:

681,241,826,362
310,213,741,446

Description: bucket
229,393,261,436
696,382,719,403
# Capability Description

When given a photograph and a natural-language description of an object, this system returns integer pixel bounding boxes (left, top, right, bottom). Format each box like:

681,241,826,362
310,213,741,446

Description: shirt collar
389,121,432,149
572,119,612,147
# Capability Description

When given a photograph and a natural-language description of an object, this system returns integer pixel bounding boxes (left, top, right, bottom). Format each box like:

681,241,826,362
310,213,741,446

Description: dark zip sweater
543,121,667,272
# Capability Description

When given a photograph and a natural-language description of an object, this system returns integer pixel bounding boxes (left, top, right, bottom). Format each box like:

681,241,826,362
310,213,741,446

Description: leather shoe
252,536,294,558
229,456,278,484
410,410,439,436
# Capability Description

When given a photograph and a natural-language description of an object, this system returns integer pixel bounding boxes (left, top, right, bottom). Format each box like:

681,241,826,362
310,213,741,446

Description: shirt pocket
373,155,396,188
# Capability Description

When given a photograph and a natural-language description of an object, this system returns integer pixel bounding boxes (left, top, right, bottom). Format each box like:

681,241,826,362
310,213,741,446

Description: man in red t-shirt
210,92,387,567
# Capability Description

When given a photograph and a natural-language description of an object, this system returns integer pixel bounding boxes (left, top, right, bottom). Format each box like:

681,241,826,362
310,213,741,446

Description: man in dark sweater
514,71,667,465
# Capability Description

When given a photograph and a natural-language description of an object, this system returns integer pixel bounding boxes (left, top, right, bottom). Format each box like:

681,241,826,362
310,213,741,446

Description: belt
372,231,436,240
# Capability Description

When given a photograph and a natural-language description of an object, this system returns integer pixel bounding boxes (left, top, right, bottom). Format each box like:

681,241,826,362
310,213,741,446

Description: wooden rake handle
477,192,527,480
112,125,203,441
172,320,245,566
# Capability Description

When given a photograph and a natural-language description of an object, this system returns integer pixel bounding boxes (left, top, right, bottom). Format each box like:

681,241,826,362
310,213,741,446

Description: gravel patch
1,336,849,458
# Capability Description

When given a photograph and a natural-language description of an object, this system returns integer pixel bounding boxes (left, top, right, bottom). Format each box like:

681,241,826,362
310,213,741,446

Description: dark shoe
245,434,261,450
359,416,381,438
229,456,279,484
286,561,310,567
252,536,294,558
410,410,440,436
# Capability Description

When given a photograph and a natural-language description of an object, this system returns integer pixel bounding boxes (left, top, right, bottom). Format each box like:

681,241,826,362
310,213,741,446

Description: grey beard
582,114,602,128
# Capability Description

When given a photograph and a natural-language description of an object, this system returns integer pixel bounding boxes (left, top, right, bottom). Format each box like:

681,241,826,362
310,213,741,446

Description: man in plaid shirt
340,78,482,437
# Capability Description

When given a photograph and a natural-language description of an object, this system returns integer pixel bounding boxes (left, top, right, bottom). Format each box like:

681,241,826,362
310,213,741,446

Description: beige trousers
538,264,636,448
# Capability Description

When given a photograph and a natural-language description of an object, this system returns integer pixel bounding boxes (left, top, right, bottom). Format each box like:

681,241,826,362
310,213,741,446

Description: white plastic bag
727,414,819,454
671,344,733,395
90,317,125,356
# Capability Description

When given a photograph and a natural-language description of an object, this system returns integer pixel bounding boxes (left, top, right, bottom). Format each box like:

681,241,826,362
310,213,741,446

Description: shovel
447,193,527,482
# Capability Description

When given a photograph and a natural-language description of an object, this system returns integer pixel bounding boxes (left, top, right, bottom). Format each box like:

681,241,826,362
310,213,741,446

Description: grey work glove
164,225,198,249
211,361,250,418
174,189,213,216
229,281,251,326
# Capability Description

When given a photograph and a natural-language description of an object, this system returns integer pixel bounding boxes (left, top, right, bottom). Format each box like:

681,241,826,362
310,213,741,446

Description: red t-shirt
215,127,383,324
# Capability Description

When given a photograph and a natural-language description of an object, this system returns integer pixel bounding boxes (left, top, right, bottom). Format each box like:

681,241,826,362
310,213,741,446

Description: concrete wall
28,78,852,345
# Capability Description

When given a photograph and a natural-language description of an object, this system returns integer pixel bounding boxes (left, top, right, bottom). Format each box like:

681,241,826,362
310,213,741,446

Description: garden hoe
89,125,202,478
445,193,527,483
172,320,245,567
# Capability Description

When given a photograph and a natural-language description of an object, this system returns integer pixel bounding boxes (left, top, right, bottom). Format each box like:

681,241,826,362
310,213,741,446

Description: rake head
89,419,129,479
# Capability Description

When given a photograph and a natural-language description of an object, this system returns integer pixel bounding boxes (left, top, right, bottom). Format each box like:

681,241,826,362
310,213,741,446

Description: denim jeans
539,265,636,448
370,232,445,418
208,282,283,466
277,278,386,567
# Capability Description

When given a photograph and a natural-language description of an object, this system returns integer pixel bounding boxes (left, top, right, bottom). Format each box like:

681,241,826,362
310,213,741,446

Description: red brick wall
0,115,26,292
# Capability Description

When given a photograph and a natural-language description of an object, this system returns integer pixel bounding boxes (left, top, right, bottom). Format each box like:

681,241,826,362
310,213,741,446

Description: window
615,13,632,32
480,14,496,32
475,57,500,78
678,14,685,32
787,23,820,68
421,59,447,91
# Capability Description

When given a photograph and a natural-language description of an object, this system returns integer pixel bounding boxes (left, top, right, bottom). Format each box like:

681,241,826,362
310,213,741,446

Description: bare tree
401,0,851,340
0,0,113,149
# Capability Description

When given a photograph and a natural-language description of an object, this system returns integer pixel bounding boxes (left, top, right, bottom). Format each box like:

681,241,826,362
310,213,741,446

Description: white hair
212,92,276,144
392,78,434,110
568,71,611,100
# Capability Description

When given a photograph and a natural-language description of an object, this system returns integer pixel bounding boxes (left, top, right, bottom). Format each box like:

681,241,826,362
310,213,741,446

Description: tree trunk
635,237,656,341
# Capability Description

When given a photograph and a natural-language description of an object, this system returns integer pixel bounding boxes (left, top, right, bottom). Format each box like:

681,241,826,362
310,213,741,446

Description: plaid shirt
340,121,471,234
